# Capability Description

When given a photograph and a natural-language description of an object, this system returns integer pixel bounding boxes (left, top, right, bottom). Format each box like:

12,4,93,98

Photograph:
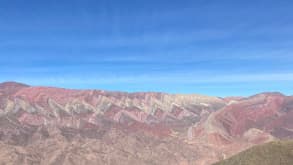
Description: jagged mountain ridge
0,82,292,165
1,82,224,134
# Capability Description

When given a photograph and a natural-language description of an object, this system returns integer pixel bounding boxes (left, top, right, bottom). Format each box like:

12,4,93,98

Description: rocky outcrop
188,93,293,163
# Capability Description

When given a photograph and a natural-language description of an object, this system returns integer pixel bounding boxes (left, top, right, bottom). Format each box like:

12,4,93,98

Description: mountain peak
0,81,29,88
0,81,30,95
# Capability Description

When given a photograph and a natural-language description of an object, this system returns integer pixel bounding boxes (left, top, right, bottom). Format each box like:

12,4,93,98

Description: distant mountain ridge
0,81,292,165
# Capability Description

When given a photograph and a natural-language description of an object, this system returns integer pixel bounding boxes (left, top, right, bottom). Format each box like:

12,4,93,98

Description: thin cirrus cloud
3,24,293,49
7,72,293,86
0,29,234,48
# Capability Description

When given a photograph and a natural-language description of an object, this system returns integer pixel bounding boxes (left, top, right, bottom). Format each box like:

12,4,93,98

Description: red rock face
213,93,292,138
188,92,293,164
0,82,292,165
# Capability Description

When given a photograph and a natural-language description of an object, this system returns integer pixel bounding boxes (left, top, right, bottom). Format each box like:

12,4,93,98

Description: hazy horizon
1,0,293,96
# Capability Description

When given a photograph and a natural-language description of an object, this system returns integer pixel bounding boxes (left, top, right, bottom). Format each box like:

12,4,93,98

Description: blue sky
1,0,293,96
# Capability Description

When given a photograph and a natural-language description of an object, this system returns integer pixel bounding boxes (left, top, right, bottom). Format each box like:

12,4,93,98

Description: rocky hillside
213,140,293,165
0,82,292,165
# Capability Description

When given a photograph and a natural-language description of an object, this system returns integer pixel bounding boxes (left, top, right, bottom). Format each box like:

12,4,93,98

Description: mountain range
0,82,292,165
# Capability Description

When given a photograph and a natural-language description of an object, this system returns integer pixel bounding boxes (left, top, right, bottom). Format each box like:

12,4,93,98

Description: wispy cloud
5,72,293,87
0,29,233,48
